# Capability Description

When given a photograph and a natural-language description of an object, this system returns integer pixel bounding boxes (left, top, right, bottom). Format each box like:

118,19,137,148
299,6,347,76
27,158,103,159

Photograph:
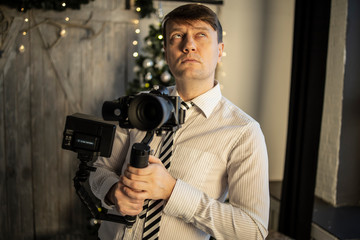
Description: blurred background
1,0,359,239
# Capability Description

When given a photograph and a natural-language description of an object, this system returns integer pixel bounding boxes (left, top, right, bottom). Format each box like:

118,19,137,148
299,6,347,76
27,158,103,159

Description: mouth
181,58,200,64
180,54,201,64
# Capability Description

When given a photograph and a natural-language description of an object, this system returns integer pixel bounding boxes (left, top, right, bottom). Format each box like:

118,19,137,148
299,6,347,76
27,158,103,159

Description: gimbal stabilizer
62,113,156,228
62,87,184,227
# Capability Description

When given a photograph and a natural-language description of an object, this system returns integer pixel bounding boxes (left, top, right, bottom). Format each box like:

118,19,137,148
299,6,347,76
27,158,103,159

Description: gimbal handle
124,131,154,225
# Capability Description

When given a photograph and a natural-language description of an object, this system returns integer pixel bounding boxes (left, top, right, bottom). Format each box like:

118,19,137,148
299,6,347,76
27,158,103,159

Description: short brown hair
162,4,223,46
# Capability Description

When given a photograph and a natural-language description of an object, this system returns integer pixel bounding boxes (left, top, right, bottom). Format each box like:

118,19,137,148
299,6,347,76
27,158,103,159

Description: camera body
102,86,185,132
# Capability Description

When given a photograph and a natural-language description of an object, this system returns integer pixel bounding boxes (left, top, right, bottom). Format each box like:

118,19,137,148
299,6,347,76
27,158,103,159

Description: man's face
164,20,224,83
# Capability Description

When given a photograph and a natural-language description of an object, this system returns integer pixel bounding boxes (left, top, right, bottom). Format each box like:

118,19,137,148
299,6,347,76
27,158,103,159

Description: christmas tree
128,0,175,94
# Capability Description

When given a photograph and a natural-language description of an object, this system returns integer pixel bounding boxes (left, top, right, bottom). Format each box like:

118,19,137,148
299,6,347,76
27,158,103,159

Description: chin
176,70,207,80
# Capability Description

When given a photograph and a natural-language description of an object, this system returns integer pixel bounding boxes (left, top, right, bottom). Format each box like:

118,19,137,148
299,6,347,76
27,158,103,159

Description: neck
176,79,215,101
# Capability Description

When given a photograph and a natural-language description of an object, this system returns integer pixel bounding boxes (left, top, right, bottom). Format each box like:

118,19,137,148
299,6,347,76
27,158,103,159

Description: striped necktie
141,101,193,240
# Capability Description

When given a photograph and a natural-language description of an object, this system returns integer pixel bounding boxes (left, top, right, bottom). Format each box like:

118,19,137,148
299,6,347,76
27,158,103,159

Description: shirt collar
169,81,222,118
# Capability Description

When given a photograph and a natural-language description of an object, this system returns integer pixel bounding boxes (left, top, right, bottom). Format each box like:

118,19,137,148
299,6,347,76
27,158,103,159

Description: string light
220,30,227,58
132,16,140,60
157,35,163,40
217,30,227,86
59,29,67,37
19,11,30,54
136,7,141,12
18,45,25,53
16,14,100,54
14,6,104,56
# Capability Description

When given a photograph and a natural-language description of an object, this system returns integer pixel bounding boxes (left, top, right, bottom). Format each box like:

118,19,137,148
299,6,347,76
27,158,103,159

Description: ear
217,42,225,63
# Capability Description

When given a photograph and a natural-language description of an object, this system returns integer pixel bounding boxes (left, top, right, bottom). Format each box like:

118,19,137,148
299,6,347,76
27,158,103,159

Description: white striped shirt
89,82,269,240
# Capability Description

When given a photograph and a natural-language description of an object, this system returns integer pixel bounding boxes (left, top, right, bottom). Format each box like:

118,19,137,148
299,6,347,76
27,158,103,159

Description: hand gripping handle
124,143,150,227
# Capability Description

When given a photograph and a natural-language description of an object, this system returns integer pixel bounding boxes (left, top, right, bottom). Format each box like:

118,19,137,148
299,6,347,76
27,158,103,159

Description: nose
182,35,196,53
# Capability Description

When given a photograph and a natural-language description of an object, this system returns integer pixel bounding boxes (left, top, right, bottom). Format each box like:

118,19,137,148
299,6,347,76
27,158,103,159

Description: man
90,4,269,240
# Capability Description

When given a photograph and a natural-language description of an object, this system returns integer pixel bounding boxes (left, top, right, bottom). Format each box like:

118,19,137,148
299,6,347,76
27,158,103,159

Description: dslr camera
102,86,185,133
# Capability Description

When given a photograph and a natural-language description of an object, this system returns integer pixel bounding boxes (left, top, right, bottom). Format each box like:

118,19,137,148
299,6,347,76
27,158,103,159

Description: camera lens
128,94,173,131
142,103,158,120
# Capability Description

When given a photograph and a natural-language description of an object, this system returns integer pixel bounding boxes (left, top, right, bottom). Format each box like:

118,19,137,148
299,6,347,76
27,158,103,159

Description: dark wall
338,0,360,206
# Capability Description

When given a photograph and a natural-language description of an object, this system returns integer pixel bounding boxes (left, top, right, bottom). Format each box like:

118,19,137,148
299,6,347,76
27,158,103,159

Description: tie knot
180,101,194,111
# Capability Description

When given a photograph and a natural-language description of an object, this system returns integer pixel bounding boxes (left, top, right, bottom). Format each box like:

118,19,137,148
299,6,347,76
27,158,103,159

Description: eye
196,32,207,39
171,33,182,39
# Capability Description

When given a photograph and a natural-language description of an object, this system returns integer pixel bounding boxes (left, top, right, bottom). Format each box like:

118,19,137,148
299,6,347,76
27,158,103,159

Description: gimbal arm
73,130,155,227
74,151,135,227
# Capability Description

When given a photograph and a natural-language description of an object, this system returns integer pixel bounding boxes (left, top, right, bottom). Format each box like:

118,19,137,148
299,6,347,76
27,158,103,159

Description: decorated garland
0,0,173,94
0,0,93,12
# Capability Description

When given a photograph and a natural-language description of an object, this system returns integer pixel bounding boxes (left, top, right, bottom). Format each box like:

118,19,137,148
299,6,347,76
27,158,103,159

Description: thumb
148,155,162,164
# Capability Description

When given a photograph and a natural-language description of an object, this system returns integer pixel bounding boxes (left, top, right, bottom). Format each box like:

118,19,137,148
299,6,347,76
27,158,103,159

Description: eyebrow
169,26,211,33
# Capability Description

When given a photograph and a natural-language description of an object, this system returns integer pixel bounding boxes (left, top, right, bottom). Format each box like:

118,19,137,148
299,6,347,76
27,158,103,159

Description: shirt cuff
99,175,120,210
163,179,202,222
